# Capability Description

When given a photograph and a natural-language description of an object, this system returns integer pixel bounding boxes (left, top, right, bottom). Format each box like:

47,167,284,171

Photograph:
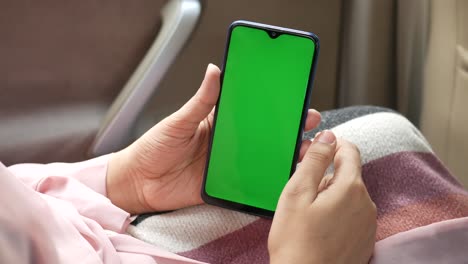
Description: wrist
106,149,150,215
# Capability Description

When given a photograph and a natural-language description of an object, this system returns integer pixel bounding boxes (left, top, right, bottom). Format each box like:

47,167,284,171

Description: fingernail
308,109,320,115
314,131,322,138
316,130,336,144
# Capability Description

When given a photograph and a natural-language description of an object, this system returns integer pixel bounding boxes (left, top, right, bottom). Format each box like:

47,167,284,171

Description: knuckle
342,140,361,156
284,183,316,199
335,141,362,170
304,149,332,164
350,142,361,156
349,179,368,195
195,91,215,107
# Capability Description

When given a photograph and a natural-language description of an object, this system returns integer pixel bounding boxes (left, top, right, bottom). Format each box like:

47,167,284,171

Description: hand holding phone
107,60,320,215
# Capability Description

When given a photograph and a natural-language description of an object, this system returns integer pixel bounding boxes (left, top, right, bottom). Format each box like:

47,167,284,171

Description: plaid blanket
128,106,468,263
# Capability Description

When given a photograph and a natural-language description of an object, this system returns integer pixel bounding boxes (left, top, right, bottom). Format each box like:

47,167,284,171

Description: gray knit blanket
128,106,468,263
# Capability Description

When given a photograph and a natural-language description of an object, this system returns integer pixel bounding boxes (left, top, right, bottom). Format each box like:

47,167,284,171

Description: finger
317,174,334,193
173,64,221,128
304,109,321,132
332,139,362,188
315,139,366,206
207,107,216,124
283,130,337,203
298,139,312,162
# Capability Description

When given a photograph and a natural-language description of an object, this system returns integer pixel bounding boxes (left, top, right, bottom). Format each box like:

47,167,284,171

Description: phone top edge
229,20,320,44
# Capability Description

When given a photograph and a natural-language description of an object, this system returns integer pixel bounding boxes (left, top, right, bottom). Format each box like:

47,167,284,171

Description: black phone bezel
201,20,320,218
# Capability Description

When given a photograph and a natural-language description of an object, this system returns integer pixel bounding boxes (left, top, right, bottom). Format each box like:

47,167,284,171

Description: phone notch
267,30,282,39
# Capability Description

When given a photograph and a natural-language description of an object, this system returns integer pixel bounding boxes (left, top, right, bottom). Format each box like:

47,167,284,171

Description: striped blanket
128,106,468,263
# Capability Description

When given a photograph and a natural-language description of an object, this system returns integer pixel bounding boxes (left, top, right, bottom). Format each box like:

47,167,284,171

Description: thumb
172,64,221,129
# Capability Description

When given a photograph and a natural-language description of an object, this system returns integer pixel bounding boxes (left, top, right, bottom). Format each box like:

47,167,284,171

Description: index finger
304,109,321,132
332,138,363,188
282,130,337,204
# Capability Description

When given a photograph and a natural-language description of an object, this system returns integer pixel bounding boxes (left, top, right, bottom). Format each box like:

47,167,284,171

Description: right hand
268,130,377,264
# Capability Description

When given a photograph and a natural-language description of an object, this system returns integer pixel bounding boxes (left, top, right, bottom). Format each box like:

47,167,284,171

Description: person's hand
268,130,377,264
106,63,322,214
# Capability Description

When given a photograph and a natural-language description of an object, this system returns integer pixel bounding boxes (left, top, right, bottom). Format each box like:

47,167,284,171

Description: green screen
205,25,316,211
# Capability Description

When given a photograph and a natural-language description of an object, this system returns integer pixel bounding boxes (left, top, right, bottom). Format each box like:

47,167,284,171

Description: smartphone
201,20,319,217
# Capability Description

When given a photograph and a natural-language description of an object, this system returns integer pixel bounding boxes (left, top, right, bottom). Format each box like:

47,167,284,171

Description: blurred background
0,0,467,185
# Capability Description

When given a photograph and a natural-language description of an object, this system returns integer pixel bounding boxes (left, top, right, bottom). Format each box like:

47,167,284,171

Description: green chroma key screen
204,24,316,212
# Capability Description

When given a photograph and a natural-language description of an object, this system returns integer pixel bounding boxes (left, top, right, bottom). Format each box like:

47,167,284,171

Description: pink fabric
2,155,467,263
371,217,468,264
0,155,204,264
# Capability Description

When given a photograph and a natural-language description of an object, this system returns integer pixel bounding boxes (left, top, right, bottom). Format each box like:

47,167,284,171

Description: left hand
107,63,322,214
